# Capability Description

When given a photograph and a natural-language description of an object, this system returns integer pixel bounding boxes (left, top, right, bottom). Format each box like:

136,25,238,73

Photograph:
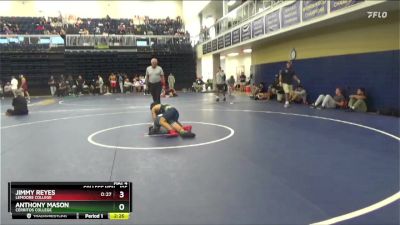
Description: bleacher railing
0,35,64,47
199,0,284,43
66,34,190,47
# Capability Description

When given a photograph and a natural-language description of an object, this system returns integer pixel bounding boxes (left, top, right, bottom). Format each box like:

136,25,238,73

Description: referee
145,58,165,104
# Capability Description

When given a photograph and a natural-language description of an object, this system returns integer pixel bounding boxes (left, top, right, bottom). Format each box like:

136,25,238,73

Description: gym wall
252,9,400,113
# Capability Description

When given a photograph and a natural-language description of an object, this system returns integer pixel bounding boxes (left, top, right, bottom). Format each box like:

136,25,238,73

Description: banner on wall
281,1,301,28
302,0,328,21
207,42,212,53
330,0,364,11
232,28,241,45
265,10,280,33
212,39,218,51
202,44,207,54
252,17,265,38
241,23,252,42
218,36,224,49
224,32,232,47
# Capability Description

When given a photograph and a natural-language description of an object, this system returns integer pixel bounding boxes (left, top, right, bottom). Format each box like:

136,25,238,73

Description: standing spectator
98,75,104,94
145,58,165,104
76,75,85,95
215,67,226,102
279,61,301,108
20,75,30,103
168,73,175,90
348,88,368,112
11,76,18,97
66,75,75,96
48,75,56,96
227,75,235,96
118,73,124,93
5,89,28,116
311,88,346,109
109,73,117,93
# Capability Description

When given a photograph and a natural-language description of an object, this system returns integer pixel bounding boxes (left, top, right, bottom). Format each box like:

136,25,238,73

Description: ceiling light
227,52,239,57
243,49,252,53
227,0,236,6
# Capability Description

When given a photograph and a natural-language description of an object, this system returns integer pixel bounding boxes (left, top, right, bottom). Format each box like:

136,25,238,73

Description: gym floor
1,93,399,225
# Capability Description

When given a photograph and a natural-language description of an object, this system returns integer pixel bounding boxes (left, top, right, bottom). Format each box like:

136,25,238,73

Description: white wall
200,54,213,81
0,1,183,19
223,53,252,81
182,1,210,40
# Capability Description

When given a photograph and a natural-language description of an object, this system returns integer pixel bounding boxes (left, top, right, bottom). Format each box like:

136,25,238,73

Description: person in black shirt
279,61,301,108
6,89,28,116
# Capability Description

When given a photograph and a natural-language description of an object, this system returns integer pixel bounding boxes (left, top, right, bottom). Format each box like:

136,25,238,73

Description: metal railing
199,0,285,43
65,34,190,47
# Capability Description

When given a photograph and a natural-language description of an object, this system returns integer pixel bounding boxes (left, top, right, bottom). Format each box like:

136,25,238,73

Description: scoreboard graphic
8,182,132,220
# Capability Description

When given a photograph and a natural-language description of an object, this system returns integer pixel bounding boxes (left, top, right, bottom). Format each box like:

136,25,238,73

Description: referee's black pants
148,82,162,104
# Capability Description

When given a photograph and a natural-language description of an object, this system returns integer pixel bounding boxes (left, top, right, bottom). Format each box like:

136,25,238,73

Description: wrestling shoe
180,131,195,138
182,125,192,132
167,129,179,137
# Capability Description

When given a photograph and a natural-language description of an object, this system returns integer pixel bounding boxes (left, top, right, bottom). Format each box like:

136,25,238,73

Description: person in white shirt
98,75,104,94
11,76,18,98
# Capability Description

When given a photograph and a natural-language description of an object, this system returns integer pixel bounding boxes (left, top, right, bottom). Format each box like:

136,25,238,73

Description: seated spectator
133,76,141,92
290,85,307,104
123,78,133,93
253,83,269,100
76,75,85,95
311,88,346,109
3,82,12,97
239,72,246,91
348,88,368,112
193,78,204,92
5,89,28,116
168,88,178,97
205,79,213,91
58,79,67,97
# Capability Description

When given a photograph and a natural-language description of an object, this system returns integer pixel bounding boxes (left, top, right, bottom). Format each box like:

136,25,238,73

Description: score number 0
118,191,125,211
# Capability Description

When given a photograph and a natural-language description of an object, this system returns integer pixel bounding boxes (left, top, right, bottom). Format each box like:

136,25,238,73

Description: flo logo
367,11,388,19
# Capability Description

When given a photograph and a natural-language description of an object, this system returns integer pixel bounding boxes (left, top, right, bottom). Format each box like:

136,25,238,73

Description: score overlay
8,182,132,220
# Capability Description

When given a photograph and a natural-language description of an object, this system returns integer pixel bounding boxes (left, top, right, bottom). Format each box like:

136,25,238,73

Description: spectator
5,89,28,116
3,82,12,97
290,85,307,104
118,73,124,93
215,67,226,102
11,76,18,97
168,73,175,90
348,88,368,112
123,77,133,93
98,75,104,94
19,74,30,103
279,61,301,108
48,75,56,96
109,73,117,93
205,78,213,91
134,76,141,92
76,75,85,95
145,58,165,104
267,74,283,101
311,88,346,109
58,79,67,97
168,88,178,97
239,72,246,92
192,77,204,92
227,75,235,96
66,75,75,96
0,80,3,99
